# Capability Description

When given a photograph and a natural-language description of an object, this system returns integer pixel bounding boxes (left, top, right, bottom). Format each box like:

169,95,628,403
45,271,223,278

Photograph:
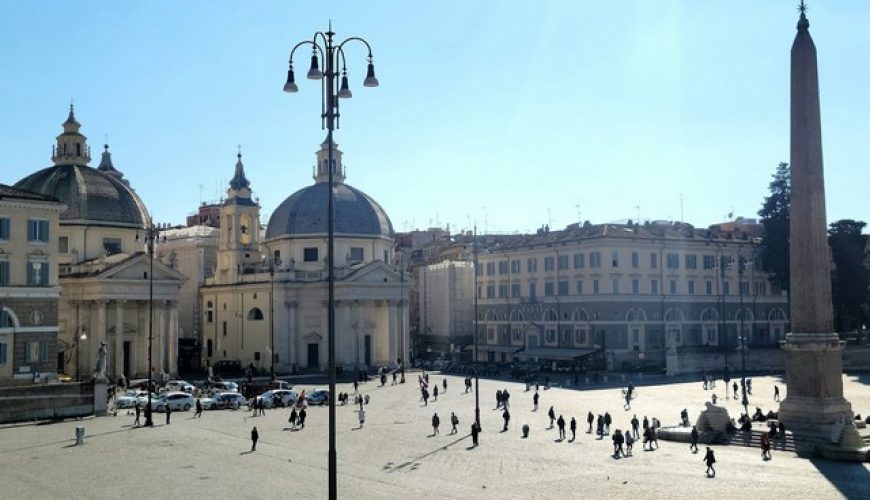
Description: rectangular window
0,217,10,240
498,261,508,275
703,255,715,270
510,260,520,274
477,286,482,299
739,281,750,295
527,258,537,273
58,236,69,254
576,280,583,295
222,321,227,337
612,278,620,294
573,253,584,269
593,279,599,294
475,262,481,277
611,251,619,268
103,238,123,255
651,279,659,294
558,255,569,270
544,257,554,271
26,261,48,286
486,285,495,298
631,252,639,268
755,281,767,296
666,253,679,269
669,279,677,294
632,279,639,294
206,311,213,323
706,280,713,295
685,254,697,269
688,280,695,294
511,283,521,297
723,281,730,295
349,247,364,262
544,282,555,296
303,247,318,262
486,262,495,276
0,341,6,365
0,260,9,286
27,219,49,243
558,280,569,295
590,252,601,268
529,283,536,299
26,341,40,363
650,253,658,269
498,284,508,298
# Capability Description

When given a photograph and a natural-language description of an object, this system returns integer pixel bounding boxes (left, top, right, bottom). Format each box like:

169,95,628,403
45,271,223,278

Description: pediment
343,261,401,283
100,254,186,282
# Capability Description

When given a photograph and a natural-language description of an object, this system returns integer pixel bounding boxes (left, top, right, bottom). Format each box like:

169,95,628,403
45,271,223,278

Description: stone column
388,300,398,368
288,302,298,368
96,300,108,376
352,300,362,368
114,300,125,379
156,301,166,376
168,301,179,376
401,298,410,369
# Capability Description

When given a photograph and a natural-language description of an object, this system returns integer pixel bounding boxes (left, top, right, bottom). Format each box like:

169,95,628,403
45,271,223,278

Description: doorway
307,343,320,368
123,341,131,378
364,335,372,367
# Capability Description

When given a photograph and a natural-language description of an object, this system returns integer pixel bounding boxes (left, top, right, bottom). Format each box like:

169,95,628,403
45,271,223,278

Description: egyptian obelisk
777,2,859,456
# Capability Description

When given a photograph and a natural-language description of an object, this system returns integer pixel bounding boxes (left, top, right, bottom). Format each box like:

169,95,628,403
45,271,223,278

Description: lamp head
338,74,352,98
363,61,379,87
307,54,323,80
283,67,298,93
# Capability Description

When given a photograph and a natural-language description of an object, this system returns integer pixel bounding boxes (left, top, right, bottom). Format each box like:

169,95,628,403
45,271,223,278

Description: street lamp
266,254,281,380
737,250,750,416
136,218,165,427
472,226,481,430
283,24,378,500
75,327,87,380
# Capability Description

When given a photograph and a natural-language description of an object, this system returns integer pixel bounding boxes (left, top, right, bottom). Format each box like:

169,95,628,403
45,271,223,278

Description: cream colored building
13,107,184,380
201,141,409,373
0,184,65,382
475,221,789,370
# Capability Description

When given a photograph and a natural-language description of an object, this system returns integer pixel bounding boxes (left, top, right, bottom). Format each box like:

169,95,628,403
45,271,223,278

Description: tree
758,162,790,292
828,219,869,333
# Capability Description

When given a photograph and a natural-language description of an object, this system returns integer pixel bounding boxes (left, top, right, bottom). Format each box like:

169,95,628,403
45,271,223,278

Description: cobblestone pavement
0,374,867,499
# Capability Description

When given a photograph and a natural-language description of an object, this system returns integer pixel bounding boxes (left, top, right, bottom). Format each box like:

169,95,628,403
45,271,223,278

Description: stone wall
0,381,94,424
665,345,870,375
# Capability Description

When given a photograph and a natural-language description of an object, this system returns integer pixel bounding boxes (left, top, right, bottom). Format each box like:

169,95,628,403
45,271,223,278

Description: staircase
727,429,796,453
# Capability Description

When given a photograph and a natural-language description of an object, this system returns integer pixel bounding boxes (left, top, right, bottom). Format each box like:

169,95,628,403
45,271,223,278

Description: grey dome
14,164,148,227
266,182,393,239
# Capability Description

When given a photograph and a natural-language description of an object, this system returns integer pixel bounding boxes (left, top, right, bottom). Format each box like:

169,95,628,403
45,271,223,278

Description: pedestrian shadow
386,434,469,473
239,450,254,455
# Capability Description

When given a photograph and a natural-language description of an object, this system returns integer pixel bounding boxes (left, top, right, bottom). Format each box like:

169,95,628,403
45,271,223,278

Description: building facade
0,185,65,382
201,141,410,373
474,221,789,371
417,260,474,357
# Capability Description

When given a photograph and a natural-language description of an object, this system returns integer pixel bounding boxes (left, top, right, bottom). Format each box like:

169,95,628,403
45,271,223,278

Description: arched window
247,308,264,320
700,309,718,322
768,308,787,321
572,308,590,322
510,310,524,322
627,309,646,322
663,308,682,322
543,309,558,322
485,310,498,321
735,308,754,322
0,307,17,328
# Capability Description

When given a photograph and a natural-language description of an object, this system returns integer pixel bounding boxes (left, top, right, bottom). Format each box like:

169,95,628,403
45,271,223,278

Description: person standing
732,381,739,400
556,415,565,440
570,417,577,441
703,447,716,477
298,408,307,429
642,415,649,434
503,389,510,409
690,425,699,453
502,408,511,432
289,407,298,429
587,411,594,433
774,385,780,402
134,404,141,427
250,426,259,452
450,412,459,435
625,430,634,456
194,398,203,418
165,404,171,425
548,406,556,428
495,390,502,409
471,421,480,447
533,391,539,412
760,433,771,460
358,406,366,429
434,385,439,401
432,413,440,435
612,429,624,458
631,415,639,438
354,380,359,394
442,379,447,393
604,412,612,434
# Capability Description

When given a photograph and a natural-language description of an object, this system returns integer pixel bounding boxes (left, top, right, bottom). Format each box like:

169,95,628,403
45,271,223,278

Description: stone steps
727,430,796,453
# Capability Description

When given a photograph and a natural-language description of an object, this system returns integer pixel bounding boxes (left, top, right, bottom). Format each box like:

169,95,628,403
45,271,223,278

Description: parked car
116,390,149,409
257,389,300,408
165,380,195,393
201,392,247,410
208,381,239,393
305,389,330,406
150,392,195,412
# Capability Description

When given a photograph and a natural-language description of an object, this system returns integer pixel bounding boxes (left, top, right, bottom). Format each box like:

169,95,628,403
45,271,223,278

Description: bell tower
313,137,345,184
52,104,91,166
216,149,261,283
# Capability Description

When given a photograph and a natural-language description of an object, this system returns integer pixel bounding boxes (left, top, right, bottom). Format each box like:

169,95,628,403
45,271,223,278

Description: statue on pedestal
94,342,109,383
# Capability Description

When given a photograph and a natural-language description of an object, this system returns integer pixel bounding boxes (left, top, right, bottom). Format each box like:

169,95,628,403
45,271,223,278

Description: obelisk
777,2,859,456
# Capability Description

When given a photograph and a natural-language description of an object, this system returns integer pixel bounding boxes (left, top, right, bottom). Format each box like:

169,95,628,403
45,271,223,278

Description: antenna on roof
679,193,684,222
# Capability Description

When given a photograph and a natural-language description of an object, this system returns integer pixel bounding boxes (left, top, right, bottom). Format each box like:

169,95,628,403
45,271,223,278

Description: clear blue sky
1,1,868,234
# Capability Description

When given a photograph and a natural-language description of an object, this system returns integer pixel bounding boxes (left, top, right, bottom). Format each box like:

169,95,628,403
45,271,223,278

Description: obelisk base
778,334,860,457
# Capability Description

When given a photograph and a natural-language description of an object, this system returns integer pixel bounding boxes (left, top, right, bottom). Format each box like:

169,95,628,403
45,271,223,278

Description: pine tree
757,162,790,292
828,220,869,333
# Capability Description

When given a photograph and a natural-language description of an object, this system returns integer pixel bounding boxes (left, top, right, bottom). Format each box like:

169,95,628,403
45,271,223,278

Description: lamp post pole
269,256,281,380
138,218,162,427
738,251,749,416
473,226,480,430
284,25,378,500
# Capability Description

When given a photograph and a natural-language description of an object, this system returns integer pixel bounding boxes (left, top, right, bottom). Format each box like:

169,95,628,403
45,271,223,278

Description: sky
1,1,868,235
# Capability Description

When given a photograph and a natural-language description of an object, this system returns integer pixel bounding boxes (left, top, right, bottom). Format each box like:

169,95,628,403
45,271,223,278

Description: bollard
75,426,85,446
522,424,530,438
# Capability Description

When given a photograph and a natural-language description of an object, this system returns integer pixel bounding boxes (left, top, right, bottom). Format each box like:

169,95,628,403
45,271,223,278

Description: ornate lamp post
283,24,378,500
137,218,164,427
472,226,481,430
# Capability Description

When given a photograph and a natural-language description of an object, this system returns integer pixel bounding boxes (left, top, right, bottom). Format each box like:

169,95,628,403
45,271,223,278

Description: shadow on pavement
386,434,469,472
811,458,870,499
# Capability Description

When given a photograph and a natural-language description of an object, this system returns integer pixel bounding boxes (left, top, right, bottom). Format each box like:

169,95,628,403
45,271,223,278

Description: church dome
13,106,148,228
266,182,393,240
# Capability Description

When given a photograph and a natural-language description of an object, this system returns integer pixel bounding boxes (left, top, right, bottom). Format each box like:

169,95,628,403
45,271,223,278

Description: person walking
422,388,429,406
642,415,649,434
631,415,640,438
358,406,366,428
557,415,566,440
761,433,771,460
651,425,659,450
625,429,634,456
570,417,577,441
434,385,439,401
134,404,141,427
354,380,359,394
612,429,624,458
450,412,459,435
690,425,699,453
289,407,298,429
712,393,718,405
298,408,307,429
732,381,739,400
503,389,510,409
604,412,612,434
548,406,556,428
471,421,480,447
502,408,511,432
194,398,203,418
533,391,539,412
165,404,171,425
250,426,259,452
774,385,780,402
495,390,502,409
587,411,594,433
442,379,447,393
703,447,716,477
624,391,631,410
432,413,440,435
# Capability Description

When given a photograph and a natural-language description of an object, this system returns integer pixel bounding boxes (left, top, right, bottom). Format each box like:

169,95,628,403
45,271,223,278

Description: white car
257,389,300,408
116,390,149,409
209,381,239,392
150,392,195,412
165,380,195,393
201,392,247,410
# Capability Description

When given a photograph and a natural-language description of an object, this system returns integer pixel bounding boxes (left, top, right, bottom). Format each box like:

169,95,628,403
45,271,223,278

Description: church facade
200,140,410,373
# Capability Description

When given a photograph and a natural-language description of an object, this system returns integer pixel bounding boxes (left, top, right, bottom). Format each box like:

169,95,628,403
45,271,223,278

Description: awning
516,347,598,361
464,345,523,354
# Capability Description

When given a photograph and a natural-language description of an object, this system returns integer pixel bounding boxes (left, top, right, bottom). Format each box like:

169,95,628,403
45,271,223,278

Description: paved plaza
0,374,868,499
